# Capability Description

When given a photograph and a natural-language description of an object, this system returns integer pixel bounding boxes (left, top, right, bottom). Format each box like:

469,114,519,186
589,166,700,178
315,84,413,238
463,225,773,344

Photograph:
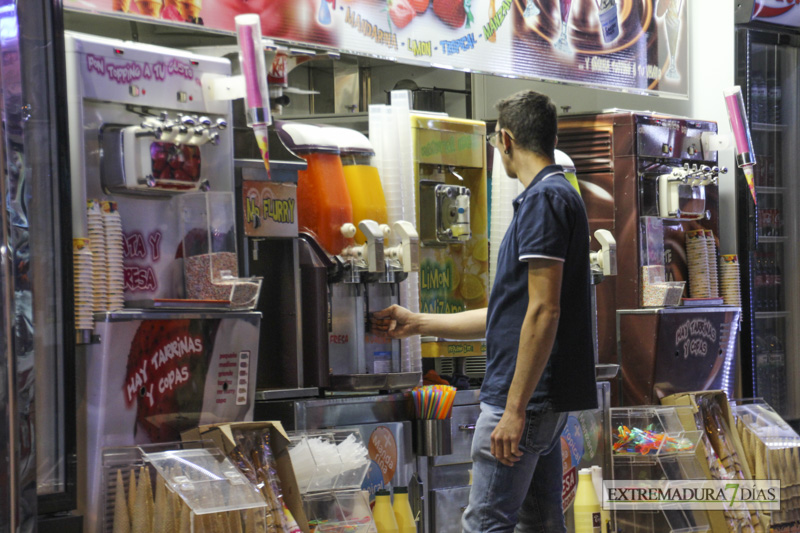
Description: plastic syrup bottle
373,489,399,533
590,466,610,533
392,486,416,533
574,468,601,533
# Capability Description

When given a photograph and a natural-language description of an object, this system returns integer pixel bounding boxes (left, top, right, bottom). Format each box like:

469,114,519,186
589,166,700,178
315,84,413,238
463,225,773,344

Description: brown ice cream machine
558,111,740,405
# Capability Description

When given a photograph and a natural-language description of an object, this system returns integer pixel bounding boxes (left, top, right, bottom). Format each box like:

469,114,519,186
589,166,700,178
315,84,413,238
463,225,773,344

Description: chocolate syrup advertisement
65,0,688,97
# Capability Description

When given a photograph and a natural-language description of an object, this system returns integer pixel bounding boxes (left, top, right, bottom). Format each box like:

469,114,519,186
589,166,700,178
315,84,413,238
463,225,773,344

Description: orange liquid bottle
297,151,355,256
341,154,389,245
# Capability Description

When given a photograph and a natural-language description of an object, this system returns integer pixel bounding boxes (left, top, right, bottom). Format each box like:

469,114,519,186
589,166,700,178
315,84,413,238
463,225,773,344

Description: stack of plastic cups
102,201,126,311
73,238,95,330
489,147,522,289
390,91,422,376
87,199,108,313
705,230,719,298
369,102,421,376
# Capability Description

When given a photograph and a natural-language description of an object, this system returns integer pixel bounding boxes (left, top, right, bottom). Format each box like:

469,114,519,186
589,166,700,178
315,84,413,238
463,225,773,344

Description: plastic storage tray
610,406,703,457
287,429,371,494
303,489,377,533
101,444,268,533
610,406,709,533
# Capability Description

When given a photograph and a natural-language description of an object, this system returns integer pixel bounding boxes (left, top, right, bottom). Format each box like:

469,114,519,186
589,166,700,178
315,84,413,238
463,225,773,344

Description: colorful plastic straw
411,385,457,420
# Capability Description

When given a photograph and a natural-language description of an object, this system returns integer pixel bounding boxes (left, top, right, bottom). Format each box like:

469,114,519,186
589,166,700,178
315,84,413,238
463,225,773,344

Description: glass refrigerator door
0,0,77,524
736,28,800,424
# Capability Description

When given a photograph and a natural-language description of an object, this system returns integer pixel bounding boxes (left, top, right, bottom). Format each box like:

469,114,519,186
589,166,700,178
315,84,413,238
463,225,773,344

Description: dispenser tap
385,221,420,273
358,220,385,273
447,166,465,181
589,229,617,276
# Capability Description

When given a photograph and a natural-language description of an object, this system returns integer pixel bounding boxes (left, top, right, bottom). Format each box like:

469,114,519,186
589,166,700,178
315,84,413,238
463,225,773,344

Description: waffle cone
179,503,190,533
127,469,137,527
153,478,167,533
135,0,163,16
113,470,131,533
228,511,242,533
132,467,154,533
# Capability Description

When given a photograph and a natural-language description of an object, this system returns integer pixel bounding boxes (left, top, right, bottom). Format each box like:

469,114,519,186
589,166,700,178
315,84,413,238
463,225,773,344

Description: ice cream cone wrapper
177,0,202,19
113,470,132,533
113,0,132,12
253,126,271,179
127,469,138,527
135,0,163,16
743,165,757,206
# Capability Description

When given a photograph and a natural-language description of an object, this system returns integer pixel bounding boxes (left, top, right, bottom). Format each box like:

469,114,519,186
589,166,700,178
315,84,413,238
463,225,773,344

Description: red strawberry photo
388,0,416,29
433,0,467,28
409,0,429,13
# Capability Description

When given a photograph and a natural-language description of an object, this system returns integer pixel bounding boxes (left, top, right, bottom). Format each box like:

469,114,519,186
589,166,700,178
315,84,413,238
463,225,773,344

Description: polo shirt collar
512,164,565,209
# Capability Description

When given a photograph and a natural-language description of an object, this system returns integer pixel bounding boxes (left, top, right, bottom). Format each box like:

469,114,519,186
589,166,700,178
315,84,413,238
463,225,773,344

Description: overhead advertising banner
65,0,687,97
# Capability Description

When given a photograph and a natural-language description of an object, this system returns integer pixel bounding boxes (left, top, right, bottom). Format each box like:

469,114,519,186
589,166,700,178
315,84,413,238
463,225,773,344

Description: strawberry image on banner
124,318,221,441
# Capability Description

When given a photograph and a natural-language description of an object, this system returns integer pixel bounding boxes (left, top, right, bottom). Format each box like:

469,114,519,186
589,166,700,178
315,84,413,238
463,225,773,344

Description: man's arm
490,257,563,466
371,305,487,340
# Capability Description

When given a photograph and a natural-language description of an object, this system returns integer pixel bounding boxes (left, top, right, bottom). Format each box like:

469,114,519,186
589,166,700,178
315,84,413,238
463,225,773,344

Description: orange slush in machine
291,126,356,256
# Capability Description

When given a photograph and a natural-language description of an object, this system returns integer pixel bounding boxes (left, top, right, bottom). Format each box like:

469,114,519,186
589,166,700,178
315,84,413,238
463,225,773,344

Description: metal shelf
751,122,788,132
756,186,787,194
755,311,789,319
758,235,788,243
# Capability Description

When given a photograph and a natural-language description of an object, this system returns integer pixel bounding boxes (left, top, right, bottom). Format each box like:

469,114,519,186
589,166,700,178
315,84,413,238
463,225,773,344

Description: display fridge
0,0,80,531
734,2,800,425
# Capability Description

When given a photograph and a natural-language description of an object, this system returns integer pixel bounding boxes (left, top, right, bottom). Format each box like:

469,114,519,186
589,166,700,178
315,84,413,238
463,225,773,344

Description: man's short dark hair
495,91,557,159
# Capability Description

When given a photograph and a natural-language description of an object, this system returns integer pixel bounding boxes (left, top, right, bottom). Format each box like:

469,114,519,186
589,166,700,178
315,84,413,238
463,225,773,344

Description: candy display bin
609,406,708,533
178,191,262,307
101,444,268,533
303,489,377,533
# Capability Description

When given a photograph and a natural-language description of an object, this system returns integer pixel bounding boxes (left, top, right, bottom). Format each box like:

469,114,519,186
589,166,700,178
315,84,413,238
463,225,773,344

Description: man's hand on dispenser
371,305,420,339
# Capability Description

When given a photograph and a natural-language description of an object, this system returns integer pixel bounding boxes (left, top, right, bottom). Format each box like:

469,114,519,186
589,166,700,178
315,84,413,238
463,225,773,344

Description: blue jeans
462,402,567,533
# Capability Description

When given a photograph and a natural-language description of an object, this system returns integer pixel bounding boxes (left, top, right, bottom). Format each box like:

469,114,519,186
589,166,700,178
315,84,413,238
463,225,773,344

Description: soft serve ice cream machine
557,111,740,405
64,31,269,532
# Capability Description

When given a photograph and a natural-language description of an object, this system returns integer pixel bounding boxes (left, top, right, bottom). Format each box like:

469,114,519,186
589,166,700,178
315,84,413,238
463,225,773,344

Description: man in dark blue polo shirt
372,90,596,532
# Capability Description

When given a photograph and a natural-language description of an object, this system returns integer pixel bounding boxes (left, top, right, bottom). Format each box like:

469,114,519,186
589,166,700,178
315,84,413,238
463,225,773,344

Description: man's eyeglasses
488,128,515,149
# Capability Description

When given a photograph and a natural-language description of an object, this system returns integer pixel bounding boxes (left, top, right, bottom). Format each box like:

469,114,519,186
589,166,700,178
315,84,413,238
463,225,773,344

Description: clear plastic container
303,489,376,533
101,444,268,533
610,406,701,456
287,429,371,494
178,192,262,308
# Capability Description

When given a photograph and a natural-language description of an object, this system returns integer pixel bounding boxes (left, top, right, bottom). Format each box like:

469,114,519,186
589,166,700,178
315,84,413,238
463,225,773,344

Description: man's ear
554,134,558,149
